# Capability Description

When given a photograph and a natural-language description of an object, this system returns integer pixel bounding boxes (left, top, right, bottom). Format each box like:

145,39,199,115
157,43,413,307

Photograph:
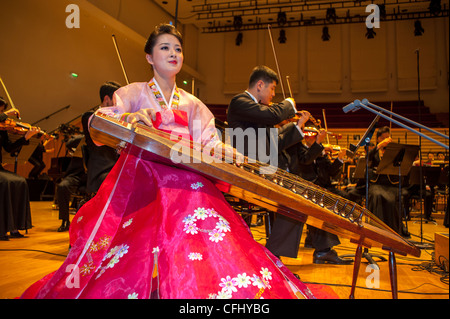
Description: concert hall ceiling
152,0,448,32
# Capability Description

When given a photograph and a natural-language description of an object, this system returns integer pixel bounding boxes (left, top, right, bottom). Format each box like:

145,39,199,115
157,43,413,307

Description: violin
0,117,53,140
302,126,342,139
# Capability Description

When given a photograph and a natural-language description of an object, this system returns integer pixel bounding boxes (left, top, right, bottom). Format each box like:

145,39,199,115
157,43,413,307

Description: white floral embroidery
208,270,273,299
183,214,197,224
194,207,208,220
260,268,272,281
215,220,230,233
183,207,230,243
208,229,225,243
122,218,133,228
207,208,219,217
216,290,232,299
191,182,204,190
188,252,203,261
152,247,160,254
128,292,139,299
251,275,266,289
235,273,252,288
219,275,238,293
95,244,129,279
183,223,199,235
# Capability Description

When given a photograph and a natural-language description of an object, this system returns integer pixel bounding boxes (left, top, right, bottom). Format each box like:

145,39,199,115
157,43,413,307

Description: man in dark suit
288,123,352,264
227,65,310,254
227,65,309,169
81,81,121,194
56,81,121,232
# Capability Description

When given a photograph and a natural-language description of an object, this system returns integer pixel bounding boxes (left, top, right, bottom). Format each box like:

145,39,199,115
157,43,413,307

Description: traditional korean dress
21,79,332,299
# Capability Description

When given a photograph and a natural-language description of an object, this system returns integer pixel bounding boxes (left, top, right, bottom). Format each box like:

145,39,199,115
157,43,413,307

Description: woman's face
146,33,183,78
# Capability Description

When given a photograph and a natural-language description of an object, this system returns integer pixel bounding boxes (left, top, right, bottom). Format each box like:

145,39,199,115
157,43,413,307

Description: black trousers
265,214,340,258
57,173,86,220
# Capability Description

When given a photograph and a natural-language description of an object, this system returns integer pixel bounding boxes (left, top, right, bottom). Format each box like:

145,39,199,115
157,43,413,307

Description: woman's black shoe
9,231,24,238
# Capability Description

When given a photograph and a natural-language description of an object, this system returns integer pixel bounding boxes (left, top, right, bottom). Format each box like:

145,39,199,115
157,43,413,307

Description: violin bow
111,34,130,85
322,108,330,145
286,76,293,98
0,76,21,120
267,25,286,99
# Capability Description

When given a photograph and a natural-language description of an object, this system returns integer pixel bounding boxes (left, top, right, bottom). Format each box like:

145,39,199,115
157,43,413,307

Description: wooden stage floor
0,201,448,299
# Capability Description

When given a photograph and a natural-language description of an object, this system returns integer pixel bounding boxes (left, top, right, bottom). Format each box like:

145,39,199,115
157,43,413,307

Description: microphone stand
342,98,449,250
340,115,387,268
31,104,71,126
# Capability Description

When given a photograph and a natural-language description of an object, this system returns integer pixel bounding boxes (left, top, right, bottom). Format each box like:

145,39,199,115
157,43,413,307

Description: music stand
376,143,422,245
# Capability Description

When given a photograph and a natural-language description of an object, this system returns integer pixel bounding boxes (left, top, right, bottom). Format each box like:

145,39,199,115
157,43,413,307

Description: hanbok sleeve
188,95,240,163
94,83,142,121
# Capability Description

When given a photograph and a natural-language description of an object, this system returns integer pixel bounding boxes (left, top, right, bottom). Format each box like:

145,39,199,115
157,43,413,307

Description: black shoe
57,220,70,232
313,249,353,265
0,235,9,241
9,231,24,238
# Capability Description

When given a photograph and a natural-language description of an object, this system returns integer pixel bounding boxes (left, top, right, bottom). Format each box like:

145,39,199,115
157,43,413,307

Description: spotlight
365,27,376,39
326,8,337,23
322,27,330,41
233,16,243,30
277,12,287,26
235,32,243,46
278,29,287,43
414,20,424,36
428,0,442,16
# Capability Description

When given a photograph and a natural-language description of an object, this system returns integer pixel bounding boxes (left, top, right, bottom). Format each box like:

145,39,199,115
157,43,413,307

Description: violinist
227,65,309,169
284,121,352,264
1,96,39,241
227,65,310,229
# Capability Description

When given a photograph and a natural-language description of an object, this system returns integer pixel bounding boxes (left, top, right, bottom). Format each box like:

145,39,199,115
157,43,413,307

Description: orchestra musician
55,132,86,232
367,126,409,237
227,65,310,228
80,81,121,194
21,24,322,299
0,96,40,240
27,135,54,179
280,121,352,264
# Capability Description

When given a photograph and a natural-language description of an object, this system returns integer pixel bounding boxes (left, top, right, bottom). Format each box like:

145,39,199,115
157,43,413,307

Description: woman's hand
126,108,157,127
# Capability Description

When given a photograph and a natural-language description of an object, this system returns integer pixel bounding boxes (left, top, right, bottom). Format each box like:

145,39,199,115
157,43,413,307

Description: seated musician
367,126,409,237
21,24,325,299
80,81,121,194
286,122,352,265
27,135,54,179
403,155,434,222
227,66,309,230
1,97,39,240
55,133,86,232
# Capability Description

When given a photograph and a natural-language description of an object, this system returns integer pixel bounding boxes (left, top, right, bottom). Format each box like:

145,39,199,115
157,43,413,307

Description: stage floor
0,201,448,299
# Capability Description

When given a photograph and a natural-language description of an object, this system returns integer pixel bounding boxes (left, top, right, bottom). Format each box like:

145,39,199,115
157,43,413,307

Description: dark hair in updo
144,23,183,55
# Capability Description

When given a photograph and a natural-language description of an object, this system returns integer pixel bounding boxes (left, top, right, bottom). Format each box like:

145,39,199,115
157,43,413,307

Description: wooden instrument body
89,113,420,258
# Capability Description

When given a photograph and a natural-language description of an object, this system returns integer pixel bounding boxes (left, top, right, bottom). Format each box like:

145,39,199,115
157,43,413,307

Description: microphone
342,99,361,113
